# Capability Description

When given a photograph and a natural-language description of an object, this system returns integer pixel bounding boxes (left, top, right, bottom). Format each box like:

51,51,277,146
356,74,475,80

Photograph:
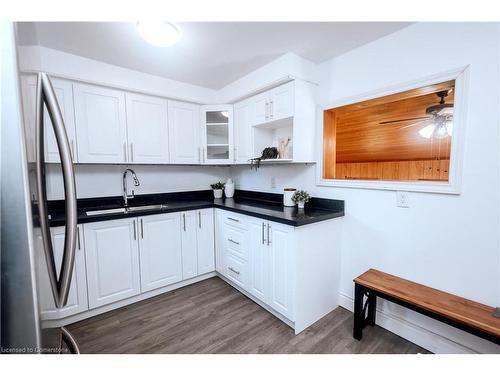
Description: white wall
46,164,230,200
231,23,500,353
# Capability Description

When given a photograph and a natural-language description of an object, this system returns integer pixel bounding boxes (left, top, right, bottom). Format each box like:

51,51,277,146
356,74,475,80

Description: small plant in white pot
211,181,225,199
292,190,311,209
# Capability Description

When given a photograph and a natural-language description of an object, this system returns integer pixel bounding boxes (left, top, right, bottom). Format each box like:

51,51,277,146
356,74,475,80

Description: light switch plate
396,191,410,208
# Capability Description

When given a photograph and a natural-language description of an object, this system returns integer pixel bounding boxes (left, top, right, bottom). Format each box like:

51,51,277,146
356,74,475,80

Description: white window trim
315,66,470,195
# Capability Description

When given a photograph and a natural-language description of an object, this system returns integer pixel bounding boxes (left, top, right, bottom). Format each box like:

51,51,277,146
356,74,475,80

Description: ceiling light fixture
136,22,180,47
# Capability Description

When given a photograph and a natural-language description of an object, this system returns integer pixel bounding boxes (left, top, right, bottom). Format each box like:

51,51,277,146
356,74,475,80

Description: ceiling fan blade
379,116,430,125
399,120,430,129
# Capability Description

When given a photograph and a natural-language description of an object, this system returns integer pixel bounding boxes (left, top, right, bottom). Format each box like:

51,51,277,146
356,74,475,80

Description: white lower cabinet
197,209,215,274
84,218,141,308
217,211,294,321
180,208,215,279
35,225,88,320
138,213,183,292
180,211,198,279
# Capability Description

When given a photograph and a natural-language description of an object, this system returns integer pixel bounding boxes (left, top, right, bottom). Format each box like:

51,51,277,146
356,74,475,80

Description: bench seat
353,269,500,345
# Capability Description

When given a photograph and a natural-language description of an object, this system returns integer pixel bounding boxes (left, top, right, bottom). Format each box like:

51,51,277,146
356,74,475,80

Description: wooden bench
353,269,500,345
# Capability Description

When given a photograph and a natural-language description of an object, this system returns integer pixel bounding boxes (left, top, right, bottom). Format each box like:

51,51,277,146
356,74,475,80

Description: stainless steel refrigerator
1,22,80,354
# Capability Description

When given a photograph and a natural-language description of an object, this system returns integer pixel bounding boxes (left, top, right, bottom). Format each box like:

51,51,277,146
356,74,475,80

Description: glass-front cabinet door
201,105,234,164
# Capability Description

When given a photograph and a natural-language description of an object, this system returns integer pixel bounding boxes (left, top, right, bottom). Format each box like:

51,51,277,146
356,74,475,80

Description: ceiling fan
379,89,454,139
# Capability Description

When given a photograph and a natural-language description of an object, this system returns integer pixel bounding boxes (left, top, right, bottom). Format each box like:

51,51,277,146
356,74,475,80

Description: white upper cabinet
250,81,294,126
84,218,141,308
125,93,169,164
269,82,294,122
197,209,215,274
201,105,234,164
74,83,128,163
35,225,88,320
233,99,254,164
138,213,183,292
20,75,78,163
168,100,201,164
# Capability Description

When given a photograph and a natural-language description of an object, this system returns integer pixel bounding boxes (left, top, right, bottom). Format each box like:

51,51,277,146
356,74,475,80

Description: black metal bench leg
353,283,364,340
367,291,377,326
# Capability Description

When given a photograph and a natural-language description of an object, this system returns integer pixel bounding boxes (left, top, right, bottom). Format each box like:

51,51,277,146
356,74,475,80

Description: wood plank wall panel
335,159,449,181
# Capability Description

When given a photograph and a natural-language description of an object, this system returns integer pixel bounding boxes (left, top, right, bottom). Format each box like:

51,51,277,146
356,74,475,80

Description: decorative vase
297,201,305,209
225,178,235,198
213,189,223,199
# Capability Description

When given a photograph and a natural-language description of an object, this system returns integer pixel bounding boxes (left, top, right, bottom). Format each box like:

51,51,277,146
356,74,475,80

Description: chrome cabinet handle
267,223,271,246
228,238,240,245
183,213,186,231
265,102,269,120
133,220,137,240
233,148,237,163
202,147,205,163
123,142,127,162
130,143,134,162
198,147,201,163
77,227,81,250
269,100,274,119
262,222,265,245
140,218,144,239
36,72,77,309
228,267,240,275
227,217,239,223
198,211,201,228
70,139,75,161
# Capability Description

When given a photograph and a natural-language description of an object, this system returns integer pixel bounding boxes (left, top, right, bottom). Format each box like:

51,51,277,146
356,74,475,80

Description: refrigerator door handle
61,327,81,354
35,72,78,309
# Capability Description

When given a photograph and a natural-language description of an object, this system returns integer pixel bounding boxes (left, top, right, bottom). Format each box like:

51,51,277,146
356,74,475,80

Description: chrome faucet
123,168,140,207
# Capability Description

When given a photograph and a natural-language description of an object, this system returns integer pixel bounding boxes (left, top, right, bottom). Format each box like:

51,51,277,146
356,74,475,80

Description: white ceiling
16,22,411,89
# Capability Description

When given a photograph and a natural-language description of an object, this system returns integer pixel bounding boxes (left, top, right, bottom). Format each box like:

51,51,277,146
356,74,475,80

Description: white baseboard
338,292,500,354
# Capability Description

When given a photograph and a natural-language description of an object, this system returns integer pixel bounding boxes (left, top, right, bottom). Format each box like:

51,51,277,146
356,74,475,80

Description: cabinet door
74,83,128,163
20,75,78,163
139,213,182,292
35,225,88,319
125,93,169,164
253,93,268,125
197,209,215,274
168,100,200,164
214,209,225,274
84,218,140,308
248,218,269,302
180,211,198,279
268,222,294,320
269,82,294,122
201,105,234,164
234,99,254,163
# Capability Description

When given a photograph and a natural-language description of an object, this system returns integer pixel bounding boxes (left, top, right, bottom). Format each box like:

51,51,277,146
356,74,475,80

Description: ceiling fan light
435,124,448,139
418,124,435,139
136,22,180,47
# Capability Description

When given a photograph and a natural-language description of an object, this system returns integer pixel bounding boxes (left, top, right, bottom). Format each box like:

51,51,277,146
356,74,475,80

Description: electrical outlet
396,191,409,208
271,177,276,189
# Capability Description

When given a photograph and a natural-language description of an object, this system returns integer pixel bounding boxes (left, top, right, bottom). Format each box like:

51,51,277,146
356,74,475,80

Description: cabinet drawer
224,226,247,260
223,211,247,229
224,252,247,288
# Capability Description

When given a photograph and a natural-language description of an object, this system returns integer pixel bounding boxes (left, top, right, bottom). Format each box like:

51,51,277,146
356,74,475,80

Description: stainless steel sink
86,204,168,216
86,207,127,216
125,204,168,212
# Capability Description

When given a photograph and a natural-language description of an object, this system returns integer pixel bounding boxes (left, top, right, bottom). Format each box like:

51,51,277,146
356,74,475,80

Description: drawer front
224,226,247,260
224,252,247,288
223,211,247,230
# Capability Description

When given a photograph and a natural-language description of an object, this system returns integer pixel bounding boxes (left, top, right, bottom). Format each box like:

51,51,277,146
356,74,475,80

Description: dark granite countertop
46,190,344,227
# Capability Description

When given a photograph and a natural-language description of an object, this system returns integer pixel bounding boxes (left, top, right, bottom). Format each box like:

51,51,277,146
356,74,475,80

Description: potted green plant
292,190,311,209
210,181,225,199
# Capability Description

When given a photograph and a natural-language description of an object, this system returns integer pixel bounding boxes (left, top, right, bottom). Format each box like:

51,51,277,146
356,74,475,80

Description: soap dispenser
225,178,235,198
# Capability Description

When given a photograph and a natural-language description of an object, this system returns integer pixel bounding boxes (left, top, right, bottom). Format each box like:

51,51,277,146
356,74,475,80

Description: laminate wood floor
69,277,430,354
